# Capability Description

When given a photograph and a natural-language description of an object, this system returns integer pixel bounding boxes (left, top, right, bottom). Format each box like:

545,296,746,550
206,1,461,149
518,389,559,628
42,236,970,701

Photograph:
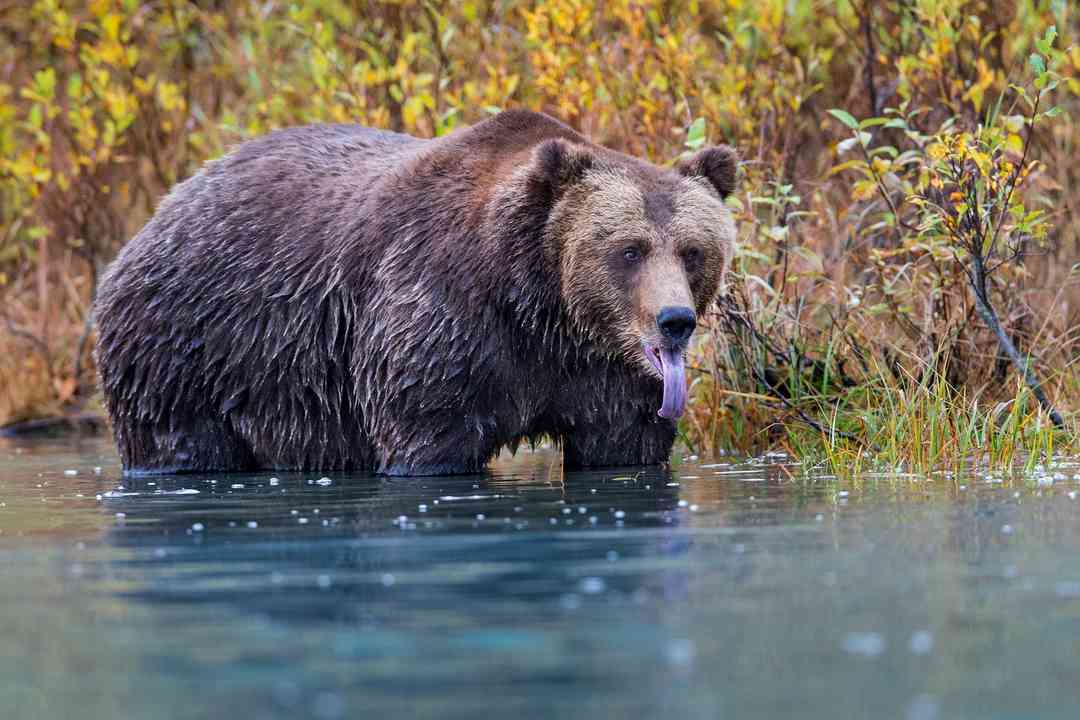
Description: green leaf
827,108,859,130
685,117,706,150
1044,25,1057,48
1029,53,1046,76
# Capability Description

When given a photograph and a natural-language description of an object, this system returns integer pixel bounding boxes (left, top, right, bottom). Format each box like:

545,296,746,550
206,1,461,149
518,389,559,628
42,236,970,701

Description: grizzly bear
94,110,737,476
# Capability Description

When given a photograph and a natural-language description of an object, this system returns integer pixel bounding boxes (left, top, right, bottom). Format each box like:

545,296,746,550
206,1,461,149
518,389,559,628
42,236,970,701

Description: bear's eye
623,246,642,263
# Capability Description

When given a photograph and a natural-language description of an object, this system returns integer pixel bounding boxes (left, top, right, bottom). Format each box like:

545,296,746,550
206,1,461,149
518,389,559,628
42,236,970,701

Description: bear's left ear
676,145,738,199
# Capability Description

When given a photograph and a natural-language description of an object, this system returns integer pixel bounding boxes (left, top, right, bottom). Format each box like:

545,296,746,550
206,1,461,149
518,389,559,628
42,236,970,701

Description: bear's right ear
677,145,738,198
525,138,595,203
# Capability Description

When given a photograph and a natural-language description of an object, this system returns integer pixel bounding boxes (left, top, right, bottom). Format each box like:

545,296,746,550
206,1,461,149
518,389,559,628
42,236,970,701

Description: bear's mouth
642,342,687,420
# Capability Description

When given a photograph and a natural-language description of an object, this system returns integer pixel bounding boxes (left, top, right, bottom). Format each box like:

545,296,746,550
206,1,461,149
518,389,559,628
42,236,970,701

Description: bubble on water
579,577,606,594
842,632,885,657
1001,524,1014,535
247,521,258,529
297,517,309,524
380,573,395,587
606,550,619,562
270,571,284,584
475,513,485,521
417,504,428,512
114,512,126,519
317,574,332,589
559,593,581,611
230,484,244,489
906,694,940,720
666,638,696,668
689,504,699,512
168,488,200,495
666,482,680,487
191,522,205,532
64,469,78,476
1055,581,1080,598
1069,491,1078,500
678,500,688,508
837,490,850,498
614,510,626,519
908,630,934,655
268,477,280,486
815,514,825,522
316,477,332,486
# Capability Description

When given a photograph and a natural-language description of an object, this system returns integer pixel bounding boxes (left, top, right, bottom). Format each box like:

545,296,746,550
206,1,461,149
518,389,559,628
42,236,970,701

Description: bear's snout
656,306,696,345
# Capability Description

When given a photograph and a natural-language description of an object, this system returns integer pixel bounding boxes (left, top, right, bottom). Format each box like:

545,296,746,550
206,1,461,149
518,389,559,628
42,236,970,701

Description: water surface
2,437,1080,719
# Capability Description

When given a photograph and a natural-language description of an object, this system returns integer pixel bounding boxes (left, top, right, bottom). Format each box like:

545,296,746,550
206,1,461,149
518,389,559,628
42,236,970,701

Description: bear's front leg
562,415,677,470
372,417,501,476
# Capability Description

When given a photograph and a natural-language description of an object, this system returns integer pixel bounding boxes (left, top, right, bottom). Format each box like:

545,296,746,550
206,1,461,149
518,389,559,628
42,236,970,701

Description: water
2,437,1080,719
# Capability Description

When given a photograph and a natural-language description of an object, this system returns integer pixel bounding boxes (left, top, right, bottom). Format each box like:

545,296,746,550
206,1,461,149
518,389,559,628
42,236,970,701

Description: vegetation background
2,0,1078,471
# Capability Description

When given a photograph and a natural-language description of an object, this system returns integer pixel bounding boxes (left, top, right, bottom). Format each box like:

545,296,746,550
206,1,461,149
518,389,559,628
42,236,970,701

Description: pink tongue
657,348,687,420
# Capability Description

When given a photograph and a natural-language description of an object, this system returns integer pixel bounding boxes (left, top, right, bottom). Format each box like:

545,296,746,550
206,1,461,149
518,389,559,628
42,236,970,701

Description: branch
969,247,1064,428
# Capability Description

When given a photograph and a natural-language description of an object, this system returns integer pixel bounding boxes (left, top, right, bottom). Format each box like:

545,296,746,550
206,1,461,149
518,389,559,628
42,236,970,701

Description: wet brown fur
94,110,737,476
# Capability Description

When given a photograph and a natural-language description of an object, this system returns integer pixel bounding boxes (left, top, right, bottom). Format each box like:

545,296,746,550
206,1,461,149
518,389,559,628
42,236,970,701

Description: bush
1,0,1077,467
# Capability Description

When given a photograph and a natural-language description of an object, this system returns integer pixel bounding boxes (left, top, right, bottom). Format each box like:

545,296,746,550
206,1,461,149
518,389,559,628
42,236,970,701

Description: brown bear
94,110,737,476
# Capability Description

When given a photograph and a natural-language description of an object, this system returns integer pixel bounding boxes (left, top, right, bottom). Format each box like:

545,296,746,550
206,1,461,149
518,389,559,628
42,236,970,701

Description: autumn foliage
1,0,1078,465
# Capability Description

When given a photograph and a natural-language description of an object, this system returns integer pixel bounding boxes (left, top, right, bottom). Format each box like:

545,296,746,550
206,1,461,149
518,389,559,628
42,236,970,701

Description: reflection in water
2,438,1080,719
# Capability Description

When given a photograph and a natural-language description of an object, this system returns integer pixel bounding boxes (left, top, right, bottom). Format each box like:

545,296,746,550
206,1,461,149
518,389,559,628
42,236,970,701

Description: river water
2,436,1079,719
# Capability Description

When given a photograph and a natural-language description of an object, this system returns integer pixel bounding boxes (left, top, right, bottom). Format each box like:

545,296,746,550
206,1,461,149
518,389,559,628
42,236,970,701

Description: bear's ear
676,145,738,198
526,138,595,200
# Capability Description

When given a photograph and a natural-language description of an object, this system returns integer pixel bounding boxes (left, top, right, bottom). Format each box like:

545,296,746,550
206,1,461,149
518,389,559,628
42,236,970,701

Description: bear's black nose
657,306,696,344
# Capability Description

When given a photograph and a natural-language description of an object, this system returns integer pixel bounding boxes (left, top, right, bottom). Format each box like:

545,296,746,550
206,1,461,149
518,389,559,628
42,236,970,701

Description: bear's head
519,138,737,420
